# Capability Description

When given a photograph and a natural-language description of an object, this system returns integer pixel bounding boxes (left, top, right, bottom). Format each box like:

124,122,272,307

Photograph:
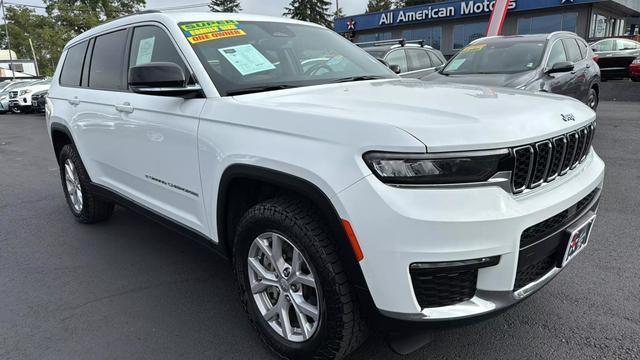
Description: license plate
562,213,596,267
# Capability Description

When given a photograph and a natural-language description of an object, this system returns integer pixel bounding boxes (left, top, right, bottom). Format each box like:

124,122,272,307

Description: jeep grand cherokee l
47,12,605,360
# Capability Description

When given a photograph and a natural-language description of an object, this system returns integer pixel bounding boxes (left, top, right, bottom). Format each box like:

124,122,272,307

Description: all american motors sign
378,0,517,25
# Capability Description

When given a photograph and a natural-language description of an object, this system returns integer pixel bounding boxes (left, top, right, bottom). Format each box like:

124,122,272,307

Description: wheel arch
50,122,75,164
216,164,375,311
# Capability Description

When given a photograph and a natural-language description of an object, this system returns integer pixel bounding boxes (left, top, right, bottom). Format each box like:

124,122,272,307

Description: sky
9,0,371,17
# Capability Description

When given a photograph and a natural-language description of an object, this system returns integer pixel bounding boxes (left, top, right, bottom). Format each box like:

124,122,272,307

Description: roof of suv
67,11,322,49
469,31,582,45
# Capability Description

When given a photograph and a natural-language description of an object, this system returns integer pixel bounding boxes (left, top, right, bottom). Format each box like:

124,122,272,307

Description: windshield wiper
226,85,299,96
330,75,387,83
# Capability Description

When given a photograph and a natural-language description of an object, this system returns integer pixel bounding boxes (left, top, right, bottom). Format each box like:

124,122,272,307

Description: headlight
363,150,511,185
19,89,33,96
633,59,640,64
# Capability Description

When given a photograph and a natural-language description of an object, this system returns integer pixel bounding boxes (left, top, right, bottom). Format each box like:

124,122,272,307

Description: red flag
486,0,512,37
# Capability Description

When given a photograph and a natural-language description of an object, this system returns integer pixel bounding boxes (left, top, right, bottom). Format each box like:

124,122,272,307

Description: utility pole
28,38,39,77
0,0,15,80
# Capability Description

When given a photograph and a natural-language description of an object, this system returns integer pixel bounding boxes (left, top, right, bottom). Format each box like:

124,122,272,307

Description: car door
384,49,408,75
404,48,434,78
562,38,588,102
75,25,208,233
544,39,575,98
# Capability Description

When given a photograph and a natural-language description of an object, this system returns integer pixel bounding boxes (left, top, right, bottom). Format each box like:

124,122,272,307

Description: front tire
234,197,367,360
58,144,114,223
587,87,599,110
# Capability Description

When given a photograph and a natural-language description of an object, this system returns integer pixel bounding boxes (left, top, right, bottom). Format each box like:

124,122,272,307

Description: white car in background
8,79,51,113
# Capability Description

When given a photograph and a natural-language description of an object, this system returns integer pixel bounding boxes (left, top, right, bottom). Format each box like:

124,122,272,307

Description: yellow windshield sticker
180,21,246,43
187,29,246,44
462,44,486,53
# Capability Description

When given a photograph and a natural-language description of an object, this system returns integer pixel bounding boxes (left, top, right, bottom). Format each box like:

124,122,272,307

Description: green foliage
367,0,393,13
43,0,146,34
0,0,145,77
209,0,242,13
284,0,333,28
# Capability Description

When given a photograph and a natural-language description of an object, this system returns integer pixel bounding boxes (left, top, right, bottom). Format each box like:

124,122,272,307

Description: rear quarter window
59,41,89,87
89,30,128,90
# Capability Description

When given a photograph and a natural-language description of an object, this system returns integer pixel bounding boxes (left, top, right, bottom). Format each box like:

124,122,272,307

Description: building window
453,22,487,49
589,13,625,39
517,13,577,35
355,32,393,43
401,27,442,49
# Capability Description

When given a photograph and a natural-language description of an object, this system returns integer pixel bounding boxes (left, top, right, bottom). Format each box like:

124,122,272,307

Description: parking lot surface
1,102,639,360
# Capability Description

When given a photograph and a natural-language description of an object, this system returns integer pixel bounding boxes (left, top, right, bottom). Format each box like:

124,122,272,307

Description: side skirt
88,182,230,262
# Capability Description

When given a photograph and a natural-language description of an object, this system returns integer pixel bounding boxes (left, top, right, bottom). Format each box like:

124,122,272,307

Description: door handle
115,102,134,113
68,97,80,106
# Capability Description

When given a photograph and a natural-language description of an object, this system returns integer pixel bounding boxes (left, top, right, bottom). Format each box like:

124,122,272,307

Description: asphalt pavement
1,102,639,360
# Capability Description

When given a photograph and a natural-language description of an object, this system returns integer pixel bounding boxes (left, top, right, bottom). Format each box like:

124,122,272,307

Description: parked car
590,38,640,80
48,12,604,360
357,39,446,78
423,32,601,110
0,80,36,114
31,90,48,113
629,55,640,81
8,79,51,113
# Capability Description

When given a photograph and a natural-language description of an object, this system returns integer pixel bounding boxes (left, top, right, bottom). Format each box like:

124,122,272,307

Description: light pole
0,0,15,80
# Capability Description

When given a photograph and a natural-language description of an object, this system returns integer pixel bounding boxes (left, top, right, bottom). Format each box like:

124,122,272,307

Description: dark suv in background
358,39,446,78
590,38,640,80
423,32,601,110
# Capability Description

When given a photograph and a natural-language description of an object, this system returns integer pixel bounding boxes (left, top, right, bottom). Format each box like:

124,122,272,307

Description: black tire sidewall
234,213,336,359
588,88,598,110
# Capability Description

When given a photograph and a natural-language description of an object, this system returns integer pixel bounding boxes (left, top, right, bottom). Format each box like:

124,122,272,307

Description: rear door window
617,40,638,51
576,39,588,58
406,49,432,71
562,39,582,62
89,29,128,90
385,49,408,73
60,41,88,87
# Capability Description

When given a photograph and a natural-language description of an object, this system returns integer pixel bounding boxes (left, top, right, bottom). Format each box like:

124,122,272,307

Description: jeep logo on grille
561,113,576,122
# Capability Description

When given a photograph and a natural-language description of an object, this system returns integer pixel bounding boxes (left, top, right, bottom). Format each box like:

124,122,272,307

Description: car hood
232,78,595,152
422,70,537,88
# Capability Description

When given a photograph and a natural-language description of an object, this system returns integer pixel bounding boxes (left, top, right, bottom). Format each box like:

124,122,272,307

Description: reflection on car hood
233,78,595,152
421,70,537,88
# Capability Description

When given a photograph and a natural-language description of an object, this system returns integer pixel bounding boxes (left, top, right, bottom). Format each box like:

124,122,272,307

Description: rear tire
58,144,114,223
233,197,368,360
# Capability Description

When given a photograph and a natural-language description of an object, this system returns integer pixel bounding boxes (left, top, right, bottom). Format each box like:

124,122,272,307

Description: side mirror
546,61,574,74
591,47,598,53
389,64,402,74
129,62,202,97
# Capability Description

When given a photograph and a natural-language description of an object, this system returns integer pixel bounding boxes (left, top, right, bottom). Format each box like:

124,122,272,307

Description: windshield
4,81,34,92
182,21,395,96
442,38,546,75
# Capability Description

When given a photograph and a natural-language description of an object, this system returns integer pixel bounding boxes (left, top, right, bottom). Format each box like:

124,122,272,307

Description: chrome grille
511,123,596,194
9,91,18,99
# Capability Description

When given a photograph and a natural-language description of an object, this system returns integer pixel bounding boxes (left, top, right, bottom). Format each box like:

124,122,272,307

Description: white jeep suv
47,12,605,360
8,79,51,113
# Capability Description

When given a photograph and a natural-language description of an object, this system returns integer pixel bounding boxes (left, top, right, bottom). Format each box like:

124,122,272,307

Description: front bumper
336,150,605,321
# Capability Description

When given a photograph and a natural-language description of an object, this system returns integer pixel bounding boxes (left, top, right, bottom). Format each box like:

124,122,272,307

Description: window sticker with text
180,21,246,44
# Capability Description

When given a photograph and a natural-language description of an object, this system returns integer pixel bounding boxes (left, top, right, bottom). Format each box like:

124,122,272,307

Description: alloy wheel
64,159,83,213
247,232,320,342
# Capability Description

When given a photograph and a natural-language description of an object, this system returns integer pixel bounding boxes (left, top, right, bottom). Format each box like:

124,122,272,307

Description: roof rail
354,38,430,48
546,31,577,39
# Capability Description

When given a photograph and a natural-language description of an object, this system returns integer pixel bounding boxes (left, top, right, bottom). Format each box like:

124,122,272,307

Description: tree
284,0,333,28
366,0,393,13
0,6,68,76
333,6,344,20
209,0,242,13
43,0,146,34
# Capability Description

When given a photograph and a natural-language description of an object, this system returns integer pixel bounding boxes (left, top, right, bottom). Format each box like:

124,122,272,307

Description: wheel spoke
292,295,319,321
291,301,312,340
255,236,273,261
292,273,316,289
248,258,277,283
291,249,303,273
251,277,279,294
279,301,293,338
271,233,285,270
263,300,280,321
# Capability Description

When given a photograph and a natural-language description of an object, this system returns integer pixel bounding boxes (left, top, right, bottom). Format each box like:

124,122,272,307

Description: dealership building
335,0,640,57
